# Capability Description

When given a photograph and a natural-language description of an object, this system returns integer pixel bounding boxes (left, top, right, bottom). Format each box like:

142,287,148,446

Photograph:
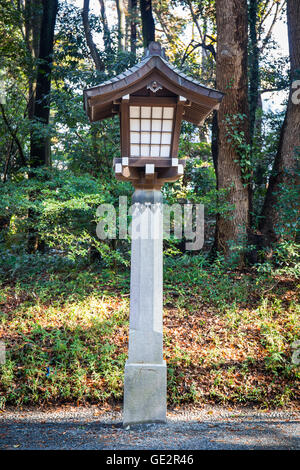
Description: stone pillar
123,189,166,426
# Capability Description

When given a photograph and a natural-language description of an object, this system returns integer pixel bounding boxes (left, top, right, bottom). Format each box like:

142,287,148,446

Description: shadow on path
1,415,299,450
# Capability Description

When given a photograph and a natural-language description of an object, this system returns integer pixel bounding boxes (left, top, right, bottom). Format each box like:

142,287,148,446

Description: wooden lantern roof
83,42,224,125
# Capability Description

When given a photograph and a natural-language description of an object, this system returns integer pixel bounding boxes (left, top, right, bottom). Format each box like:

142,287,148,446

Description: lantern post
83,42,223,426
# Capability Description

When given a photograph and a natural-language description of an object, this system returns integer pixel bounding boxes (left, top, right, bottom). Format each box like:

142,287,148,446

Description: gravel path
0,405,299,450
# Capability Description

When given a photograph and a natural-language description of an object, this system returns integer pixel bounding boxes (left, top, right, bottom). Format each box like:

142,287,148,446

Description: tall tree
98,0,111,51
24,0,43,121
140,0,155,49
30,0,58,167
248,1,286,152
82,0,104,72
259,0,300,244
116,0,126,51
215,0,250,259
248,0,260,150
128,0,138,61
28,0,58,253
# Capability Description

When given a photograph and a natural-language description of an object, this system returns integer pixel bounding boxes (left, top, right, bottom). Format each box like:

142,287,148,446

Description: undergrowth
0,253,299,409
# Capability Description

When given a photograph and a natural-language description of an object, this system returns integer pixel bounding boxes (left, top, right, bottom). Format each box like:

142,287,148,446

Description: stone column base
123,361,167,426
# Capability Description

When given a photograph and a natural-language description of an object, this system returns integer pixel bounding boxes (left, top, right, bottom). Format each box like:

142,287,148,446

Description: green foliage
224,113,252,182
0,254,298,408
163,135,234,251
256,240,300,278
0,167,131,266
273,159,300,241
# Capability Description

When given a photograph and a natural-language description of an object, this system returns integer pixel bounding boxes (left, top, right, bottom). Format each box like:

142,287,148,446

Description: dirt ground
0,405,299,450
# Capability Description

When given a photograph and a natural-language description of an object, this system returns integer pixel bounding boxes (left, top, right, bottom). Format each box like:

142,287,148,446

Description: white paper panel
141,119,151,131
129,105,174,159
151,133,161,144
161,133,172,144
141,145,150,156
130,119,140,131
141,132,151,144
160,145,170,157
151,145,160,157
152,120,162,131
163,107,174,119
152,107,162,118
131,144,140,156
130,106,140,118
130,132,140,143
141,106,151,118
162,120,173,132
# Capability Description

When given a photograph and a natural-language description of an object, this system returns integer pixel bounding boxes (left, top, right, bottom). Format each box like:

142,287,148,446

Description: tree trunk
210,110,219,259
116,0,126,51
128,0,137,62
24,0,42,121
248,0,260,150
28,0,58,253
215,0,250,259
30,0,58,168
140,0,155,50
98,0,112,52
82,0,104,72
259,0,300,244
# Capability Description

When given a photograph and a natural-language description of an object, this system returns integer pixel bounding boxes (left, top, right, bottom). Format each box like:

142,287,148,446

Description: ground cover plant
0,253,299,410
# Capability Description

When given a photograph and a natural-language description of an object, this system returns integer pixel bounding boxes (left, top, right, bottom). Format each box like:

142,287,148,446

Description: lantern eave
83,44,224,126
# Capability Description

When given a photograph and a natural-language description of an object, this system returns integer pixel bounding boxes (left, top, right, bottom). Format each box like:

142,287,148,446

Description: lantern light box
83,42,223,190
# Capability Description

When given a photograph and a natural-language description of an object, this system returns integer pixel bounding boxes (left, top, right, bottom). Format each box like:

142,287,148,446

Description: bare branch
3,139,14,183
259,2,280,52
260,85,287,93
0,104,26,165
258,0,286,47
185,0,204,43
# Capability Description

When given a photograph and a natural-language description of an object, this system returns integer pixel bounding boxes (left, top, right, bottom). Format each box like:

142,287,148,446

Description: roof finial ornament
147,80,163,93
145,41,166,59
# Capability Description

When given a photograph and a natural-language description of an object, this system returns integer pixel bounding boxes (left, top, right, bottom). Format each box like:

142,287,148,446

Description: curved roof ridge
84,56,150,92
159,56,221,95
83,42,224,125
